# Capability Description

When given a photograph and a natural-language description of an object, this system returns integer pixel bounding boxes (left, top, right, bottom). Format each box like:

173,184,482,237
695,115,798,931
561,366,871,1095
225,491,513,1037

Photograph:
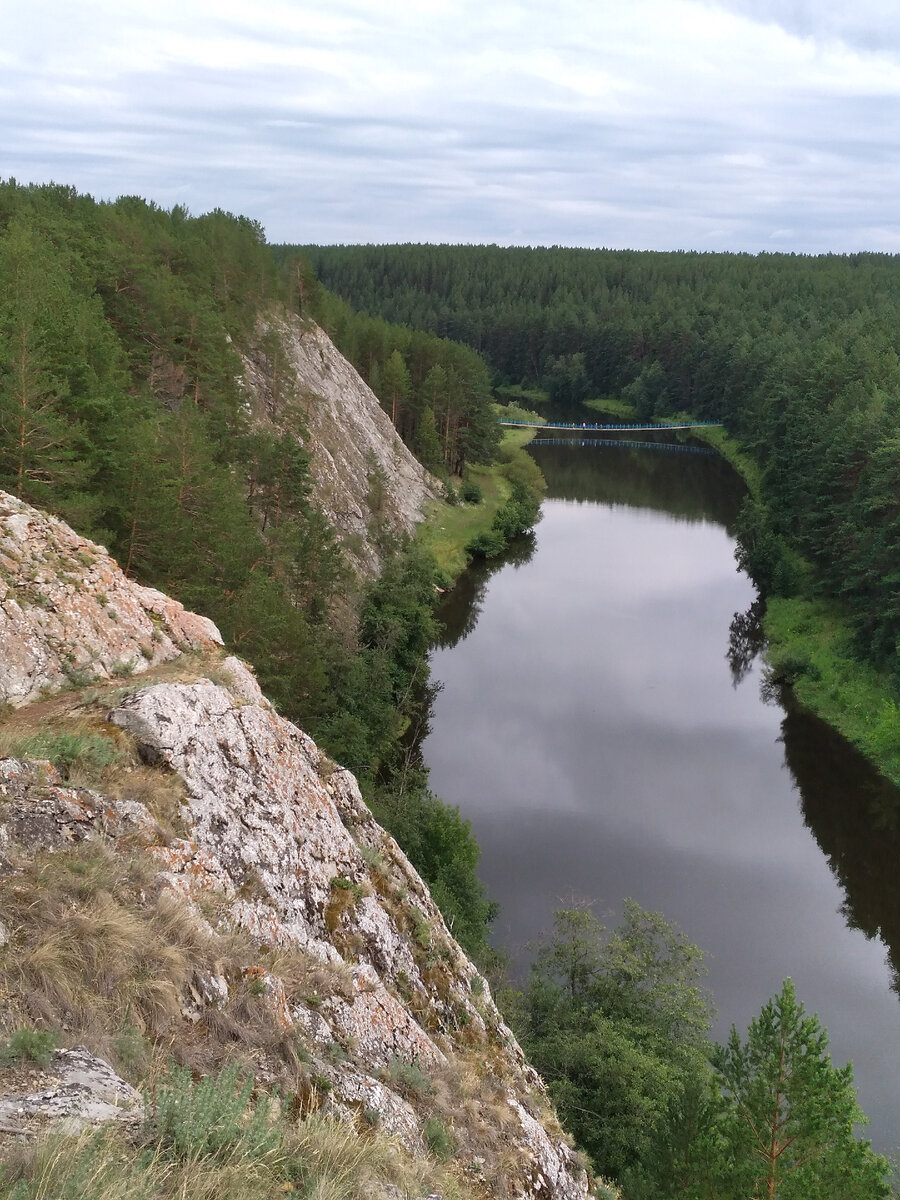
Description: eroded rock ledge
0,491,221,707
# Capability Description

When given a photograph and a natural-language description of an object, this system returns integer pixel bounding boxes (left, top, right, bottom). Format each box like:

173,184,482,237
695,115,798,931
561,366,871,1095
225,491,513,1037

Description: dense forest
298,243,900,698
3,186,895,1196
0,182,521,960
277,257,502,477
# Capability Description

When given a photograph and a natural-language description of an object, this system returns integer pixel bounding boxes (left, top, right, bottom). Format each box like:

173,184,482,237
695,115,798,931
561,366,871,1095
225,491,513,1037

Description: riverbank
416,411,544,580
585,398,900,787
680,423,900,786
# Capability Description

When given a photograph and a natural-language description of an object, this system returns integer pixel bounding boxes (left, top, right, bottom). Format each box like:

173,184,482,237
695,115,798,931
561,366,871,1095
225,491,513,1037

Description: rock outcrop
0,1048,143,1137
0,491,222,708
242,314,441,579
0,491,589,1200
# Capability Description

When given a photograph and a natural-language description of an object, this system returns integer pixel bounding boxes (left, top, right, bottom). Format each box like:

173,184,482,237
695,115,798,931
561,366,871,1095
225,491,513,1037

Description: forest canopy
297,242,900,687
0,183,509,960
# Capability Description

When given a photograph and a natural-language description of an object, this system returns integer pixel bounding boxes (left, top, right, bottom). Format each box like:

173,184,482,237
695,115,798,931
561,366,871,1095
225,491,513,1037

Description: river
421,429,900,1158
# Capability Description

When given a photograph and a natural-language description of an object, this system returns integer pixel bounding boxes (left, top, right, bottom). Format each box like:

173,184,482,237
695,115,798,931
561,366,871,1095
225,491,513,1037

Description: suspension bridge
498,419,723,432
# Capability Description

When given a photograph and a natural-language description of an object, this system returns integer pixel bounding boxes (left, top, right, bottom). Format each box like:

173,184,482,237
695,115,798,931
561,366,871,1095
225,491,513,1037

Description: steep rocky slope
0,491,589,1200
242,313,442,580
0,491,222,708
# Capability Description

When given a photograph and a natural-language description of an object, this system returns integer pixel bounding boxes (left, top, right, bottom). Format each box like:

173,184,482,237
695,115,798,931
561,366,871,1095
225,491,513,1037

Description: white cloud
4,0,900,248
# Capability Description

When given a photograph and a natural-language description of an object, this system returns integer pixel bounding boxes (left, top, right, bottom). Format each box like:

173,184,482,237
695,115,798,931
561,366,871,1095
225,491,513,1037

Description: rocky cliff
0,491,589,1200
242,313,442,580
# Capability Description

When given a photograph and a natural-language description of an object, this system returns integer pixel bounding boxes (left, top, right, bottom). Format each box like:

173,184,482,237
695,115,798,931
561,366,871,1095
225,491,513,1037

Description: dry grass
0,1101,474,1200
263,947,355,1006
0,657,569,1200
0,843,207,1043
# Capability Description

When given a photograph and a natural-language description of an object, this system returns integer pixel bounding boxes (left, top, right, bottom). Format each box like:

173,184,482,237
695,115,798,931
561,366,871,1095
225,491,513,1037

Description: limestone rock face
0,494,589,1200
0,491,222,707
242,315,441,578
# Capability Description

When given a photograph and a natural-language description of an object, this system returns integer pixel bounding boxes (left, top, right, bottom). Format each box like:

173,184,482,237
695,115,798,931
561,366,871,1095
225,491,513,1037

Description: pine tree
713,980,891,1200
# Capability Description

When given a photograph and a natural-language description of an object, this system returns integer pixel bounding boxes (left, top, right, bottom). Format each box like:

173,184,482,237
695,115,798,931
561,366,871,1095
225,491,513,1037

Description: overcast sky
5,0,900,251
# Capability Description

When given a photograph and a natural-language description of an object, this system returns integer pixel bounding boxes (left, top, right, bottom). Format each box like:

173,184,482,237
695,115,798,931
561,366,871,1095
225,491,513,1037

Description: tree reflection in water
782,702,900,992
726,597,766,687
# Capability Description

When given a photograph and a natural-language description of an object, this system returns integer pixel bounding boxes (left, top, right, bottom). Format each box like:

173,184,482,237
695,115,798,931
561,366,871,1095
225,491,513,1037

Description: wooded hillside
298,243,900,689
0,184,508,958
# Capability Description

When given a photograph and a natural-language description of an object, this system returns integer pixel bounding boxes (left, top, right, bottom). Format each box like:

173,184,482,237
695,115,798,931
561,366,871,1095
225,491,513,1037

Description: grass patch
387,1055,434,1098
423,1115,456,1161
0,1076,471,1200
0,727,124,782
417,415,544,581
0,842,212,1041
764,596,900,785
583,396,639,419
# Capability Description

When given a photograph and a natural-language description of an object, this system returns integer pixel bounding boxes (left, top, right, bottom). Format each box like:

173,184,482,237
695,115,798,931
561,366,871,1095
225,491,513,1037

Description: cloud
4,0,900,249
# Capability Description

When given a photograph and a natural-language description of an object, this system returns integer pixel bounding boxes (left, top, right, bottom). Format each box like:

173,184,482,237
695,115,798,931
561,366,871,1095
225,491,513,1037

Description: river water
421,430,900,1157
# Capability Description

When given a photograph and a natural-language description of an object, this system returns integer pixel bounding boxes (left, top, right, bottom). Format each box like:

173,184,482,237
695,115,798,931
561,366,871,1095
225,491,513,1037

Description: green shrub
765,649,821,686
465,530,506,559
387,1056,433,1097
423,1116,456,1160
460,481,482,504
323,1041,348,1066
145,1062,280,1163
0,1027,59,1069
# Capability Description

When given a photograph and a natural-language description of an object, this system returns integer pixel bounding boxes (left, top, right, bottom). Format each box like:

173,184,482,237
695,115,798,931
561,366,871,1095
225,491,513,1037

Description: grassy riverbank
764,597,900,785
417,411,544,580
676,422,900,783
581,397,900,785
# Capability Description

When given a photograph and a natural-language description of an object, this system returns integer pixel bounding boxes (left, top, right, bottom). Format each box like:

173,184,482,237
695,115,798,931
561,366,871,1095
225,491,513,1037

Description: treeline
508,904,891,1199
301,243,900,687
0,182,502,959
274,247,500,475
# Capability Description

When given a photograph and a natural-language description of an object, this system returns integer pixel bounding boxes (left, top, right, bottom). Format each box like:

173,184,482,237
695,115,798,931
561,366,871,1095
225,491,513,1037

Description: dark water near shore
421,431,900,1157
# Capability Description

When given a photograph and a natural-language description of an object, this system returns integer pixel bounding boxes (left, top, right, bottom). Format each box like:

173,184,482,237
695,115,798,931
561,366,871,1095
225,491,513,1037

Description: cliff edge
0,490,588,1200
242,313,442,580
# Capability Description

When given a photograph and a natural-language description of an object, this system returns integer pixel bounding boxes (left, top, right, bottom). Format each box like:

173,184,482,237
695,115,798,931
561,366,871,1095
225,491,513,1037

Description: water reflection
726,599,767,687
530,435,720,456
782,702,900,989
528,438,746,531
435,532,536,651
422,436,900,1155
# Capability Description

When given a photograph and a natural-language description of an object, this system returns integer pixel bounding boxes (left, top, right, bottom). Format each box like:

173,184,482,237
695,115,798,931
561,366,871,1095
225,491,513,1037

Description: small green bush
465,530,505,559
0,1027,59,1069
460,481,482,504
330,875,364,901
423,1116,456,1160
766,649,821,686
387,1056,433,1097
323,1041,348,1066
145,1062,279,1163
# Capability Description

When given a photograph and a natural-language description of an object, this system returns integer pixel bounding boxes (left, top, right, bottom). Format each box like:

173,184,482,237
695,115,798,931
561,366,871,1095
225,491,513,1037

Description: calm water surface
421,434,900,1157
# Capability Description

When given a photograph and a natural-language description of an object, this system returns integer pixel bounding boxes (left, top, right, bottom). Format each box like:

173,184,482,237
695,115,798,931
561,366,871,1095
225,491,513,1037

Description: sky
5,0,900,252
